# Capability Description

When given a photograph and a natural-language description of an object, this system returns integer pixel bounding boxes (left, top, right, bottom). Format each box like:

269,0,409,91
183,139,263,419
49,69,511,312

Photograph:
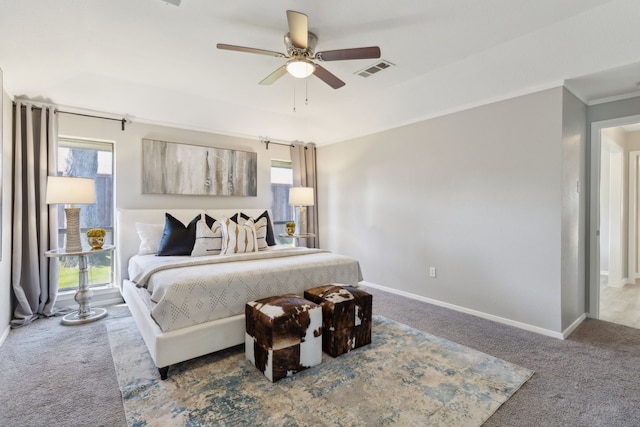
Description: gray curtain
291,142,318,248
11,102,60,327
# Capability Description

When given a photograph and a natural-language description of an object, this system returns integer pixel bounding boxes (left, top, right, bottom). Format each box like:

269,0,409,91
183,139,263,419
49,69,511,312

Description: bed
116,208,363,379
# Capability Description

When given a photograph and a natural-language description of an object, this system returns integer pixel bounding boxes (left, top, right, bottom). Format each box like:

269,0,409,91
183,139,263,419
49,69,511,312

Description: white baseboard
362,281,578,340
605,277,628,287
562,313,587,339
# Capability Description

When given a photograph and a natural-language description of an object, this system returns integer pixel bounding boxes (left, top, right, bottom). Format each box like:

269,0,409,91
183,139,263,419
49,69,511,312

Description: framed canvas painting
142,139,257,196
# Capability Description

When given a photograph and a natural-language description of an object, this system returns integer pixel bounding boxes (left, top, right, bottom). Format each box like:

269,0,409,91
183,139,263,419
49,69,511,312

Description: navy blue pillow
232,210,276,246
157,213,216,256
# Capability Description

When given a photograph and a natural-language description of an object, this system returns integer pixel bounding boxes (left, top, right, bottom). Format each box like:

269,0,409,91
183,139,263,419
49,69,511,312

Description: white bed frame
116,208,276,379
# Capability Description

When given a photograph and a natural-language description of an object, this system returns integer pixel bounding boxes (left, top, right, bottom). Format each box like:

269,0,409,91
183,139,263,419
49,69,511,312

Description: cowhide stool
245,294,323,382
304,284,372,357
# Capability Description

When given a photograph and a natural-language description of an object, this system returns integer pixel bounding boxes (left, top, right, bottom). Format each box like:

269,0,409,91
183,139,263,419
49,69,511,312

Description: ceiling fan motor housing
285,31,318,59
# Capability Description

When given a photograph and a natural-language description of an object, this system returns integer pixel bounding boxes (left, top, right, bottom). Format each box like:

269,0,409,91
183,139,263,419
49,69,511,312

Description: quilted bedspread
130,248,363,332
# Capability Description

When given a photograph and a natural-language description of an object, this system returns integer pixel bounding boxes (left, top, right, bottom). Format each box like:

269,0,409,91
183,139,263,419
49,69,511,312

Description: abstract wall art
142,139,257,196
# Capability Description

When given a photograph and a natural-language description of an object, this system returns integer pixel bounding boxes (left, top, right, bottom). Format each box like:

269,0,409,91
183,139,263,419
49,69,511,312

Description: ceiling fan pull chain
293,80,296,113
305,77,309,106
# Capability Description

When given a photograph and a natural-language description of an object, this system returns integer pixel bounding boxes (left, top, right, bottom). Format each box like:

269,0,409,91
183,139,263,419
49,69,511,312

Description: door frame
629,150,640,284
589,114,640,318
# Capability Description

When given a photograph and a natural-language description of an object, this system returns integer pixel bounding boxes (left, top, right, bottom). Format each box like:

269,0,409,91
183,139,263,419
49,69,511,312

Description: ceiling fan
217,10,381,89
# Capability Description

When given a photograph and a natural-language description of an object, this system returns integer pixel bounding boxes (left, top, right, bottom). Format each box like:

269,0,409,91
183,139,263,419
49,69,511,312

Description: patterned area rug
107,315,533,426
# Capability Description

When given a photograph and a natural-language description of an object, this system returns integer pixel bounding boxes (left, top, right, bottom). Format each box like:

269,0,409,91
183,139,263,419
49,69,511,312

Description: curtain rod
261,139,310,150
13,101,128,131
262,139,294,150
55,110,127,131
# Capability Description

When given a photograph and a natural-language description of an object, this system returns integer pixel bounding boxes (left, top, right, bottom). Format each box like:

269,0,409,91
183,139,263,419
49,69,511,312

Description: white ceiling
1,0,640,145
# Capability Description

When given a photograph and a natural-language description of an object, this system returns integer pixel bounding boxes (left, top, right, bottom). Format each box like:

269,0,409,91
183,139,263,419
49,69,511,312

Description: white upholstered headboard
115,208,274,287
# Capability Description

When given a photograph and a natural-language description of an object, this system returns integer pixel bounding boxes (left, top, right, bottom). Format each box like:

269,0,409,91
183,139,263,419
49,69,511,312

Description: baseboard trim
562,313,587,339
362,281,567,340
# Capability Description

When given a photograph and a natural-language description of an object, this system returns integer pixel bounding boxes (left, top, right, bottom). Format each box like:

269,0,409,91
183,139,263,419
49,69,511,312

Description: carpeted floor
368,287,640,426
108,314,532,426
0,305,130,427
1,286,639,426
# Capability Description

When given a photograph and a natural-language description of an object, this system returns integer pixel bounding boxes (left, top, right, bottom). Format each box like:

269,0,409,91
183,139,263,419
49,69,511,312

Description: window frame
270,159,295,245
55,137,115,290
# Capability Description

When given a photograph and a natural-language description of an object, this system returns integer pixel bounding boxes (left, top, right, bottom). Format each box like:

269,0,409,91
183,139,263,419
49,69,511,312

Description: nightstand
278,233,315,247
45,245,115,325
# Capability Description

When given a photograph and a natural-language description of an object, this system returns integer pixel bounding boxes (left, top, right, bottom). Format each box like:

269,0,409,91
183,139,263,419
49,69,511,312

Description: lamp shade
286,60,316,78
289,187,314,206
46,176,96,205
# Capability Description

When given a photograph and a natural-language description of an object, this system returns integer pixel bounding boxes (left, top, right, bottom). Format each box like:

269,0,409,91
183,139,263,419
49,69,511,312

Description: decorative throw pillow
253,216,269,250
191,218,222,256
157,213,215,256
231,210,276,246
255,210,276,246
220,217,258,254
135,222,165,255
232,215,266,247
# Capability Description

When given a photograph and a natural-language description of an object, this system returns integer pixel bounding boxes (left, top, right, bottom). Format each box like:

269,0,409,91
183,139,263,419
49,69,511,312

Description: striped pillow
237,215,268,250
191,218,222,256
220,217,258,254
253,216,268,250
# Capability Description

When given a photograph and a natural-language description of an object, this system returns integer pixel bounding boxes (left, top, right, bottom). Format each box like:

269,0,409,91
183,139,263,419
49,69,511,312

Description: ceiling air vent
356,60,395,78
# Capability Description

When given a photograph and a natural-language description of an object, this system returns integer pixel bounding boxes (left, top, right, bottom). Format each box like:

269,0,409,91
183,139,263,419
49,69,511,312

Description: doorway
590,115,640,328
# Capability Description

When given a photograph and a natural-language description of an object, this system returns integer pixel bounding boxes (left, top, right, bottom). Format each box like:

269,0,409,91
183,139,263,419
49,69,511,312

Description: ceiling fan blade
313,64,345,89
316,46,381,61
217,43,286,58
259,65,288,85
286,10,308,49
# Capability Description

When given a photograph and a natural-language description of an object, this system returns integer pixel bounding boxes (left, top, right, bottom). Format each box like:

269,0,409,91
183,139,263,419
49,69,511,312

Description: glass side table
45,245,115,325
278,233,315,247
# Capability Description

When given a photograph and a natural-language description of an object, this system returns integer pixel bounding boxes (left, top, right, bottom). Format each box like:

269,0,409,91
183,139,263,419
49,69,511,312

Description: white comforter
129,247,363,332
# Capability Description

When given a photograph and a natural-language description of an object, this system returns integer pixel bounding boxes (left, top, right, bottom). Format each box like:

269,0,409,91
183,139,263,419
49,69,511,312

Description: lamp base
65,207,82,252
61,307,107,325
298,205,307,235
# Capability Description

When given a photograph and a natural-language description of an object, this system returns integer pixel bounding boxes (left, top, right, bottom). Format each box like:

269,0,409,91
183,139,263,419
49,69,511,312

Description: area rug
107,315,533,426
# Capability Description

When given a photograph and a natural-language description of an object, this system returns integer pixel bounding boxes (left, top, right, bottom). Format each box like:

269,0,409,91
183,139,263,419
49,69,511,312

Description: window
55,138,114,290
270,160,294,245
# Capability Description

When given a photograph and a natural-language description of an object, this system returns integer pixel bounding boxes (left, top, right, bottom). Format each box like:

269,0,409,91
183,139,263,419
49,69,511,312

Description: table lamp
289,187,314,235
46,176,96,252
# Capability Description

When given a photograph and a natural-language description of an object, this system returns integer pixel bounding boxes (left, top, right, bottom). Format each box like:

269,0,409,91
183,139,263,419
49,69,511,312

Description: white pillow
254,216,268,250
220,217,258,254
135,222,164,255
239,216,268,250
191,219,222,256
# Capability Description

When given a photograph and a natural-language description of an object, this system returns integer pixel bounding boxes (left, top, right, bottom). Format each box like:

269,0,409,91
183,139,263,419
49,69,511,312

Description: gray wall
318,87,574,333
588,97,640,125
560,88,587,330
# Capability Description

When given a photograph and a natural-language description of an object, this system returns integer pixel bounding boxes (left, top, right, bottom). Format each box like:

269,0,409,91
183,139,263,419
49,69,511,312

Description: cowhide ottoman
304,284,372,357
245,294,323,382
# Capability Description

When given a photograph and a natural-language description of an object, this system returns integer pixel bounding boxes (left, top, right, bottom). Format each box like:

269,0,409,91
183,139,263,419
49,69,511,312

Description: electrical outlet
429,267,436,278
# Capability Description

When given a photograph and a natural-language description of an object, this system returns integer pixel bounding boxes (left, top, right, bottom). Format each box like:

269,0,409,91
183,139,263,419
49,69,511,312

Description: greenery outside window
55,138,114,290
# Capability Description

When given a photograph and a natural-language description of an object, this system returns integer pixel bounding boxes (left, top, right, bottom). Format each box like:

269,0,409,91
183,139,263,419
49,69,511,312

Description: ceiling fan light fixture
286,60,315,78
